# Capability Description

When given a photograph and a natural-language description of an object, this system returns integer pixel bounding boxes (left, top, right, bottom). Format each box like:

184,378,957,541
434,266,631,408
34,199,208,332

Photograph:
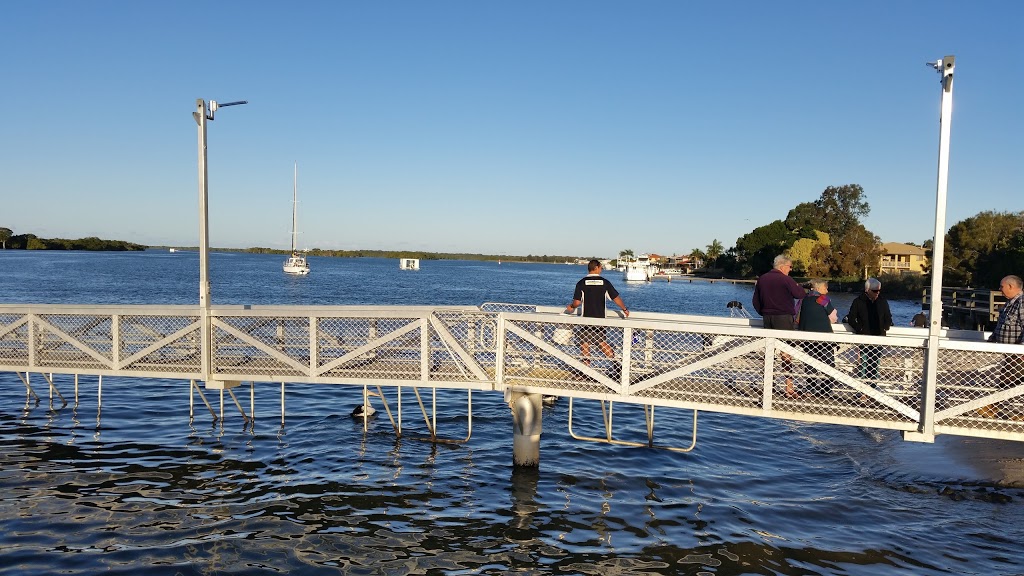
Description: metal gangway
8,55,1020,457
2,302,1023,456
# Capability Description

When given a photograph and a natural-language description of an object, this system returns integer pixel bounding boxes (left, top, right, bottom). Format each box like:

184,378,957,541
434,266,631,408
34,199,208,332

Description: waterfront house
879,242,928,275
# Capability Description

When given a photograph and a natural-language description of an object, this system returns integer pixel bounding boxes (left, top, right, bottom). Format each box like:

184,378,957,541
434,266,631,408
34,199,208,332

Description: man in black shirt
566,260,630,362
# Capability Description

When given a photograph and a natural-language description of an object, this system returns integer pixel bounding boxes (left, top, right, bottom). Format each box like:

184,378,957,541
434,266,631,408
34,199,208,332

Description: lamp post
194,98,247,382
911,55,954,442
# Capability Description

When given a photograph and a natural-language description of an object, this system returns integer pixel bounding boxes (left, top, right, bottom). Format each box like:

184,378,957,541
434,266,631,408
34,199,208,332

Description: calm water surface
1,250,1023,575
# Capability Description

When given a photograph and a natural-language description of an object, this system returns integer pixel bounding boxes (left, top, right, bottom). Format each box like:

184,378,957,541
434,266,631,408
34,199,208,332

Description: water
2,250,1023,575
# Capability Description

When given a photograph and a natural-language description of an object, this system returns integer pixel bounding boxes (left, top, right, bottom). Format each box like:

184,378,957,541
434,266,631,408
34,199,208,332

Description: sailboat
283,162,310,275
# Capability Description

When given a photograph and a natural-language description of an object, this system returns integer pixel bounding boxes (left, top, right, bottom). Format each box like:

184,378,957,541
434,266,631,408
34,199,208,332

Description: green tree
0,227,11,249
619,249,635,260
815,184,870,239
789,231,830,276
813,223,881,279
943,210,1024,286
975,227,1024,288
784,202,821,232
705,239,723,265
688,248,706,268
734,220,793,276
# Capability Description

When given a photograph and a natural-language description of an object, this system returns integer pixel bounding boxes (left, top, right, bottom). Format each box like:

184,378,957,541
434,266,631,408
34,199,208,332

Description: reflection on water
1,253,1023,575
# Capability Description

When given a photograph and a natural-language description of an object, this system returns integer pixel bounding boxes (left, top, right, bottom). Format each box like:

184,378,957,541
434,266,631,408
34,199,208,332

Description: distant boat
283,162,310,276
399,258,420,270
623,254,653,282
169,248,177,253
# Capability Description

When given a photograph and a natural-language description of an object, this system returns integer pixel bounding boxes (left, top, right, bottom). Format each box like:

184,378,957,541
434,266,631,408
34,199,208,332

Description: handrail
2,302,1023,444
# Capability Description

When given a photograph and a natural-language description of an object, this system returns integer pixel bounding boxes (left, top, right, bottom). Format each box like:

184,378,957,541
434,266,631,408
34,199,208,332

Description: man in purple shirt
753,255,806,328
752,255,807,398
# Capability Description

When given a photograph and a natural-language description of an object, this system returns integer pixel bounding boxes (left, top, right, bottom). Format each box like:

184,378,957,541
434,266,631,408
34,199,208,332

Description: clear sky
2,1,1021,258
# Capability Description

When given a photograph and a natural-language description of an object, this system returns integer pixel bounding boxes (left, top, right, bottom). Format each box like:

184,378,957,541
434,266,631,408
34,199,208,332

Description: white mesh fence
1,305,1023,440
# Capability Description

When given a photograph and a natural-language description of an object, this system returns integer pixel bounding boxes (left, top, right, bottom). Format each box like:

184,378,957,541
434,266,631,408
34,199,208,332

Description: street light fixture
194,98,248,382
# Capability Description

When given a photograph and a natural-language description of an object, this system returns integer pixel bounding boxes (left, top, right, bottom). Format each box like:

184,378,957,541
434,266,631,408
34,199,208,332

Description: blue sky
2,2,1021,258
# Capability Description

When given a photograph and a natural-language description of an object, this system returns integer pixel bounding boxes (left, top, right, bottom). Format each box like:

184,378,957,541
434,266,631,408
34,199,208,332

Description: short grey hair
1002,275,1023,290
809,278,828,291
773,255,792,269
865,277,881,291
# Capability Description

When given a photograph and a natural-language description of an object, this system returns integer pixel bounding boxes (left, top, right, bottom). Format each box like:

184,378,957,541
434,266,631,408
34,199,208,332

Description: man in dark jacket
846,277,893,382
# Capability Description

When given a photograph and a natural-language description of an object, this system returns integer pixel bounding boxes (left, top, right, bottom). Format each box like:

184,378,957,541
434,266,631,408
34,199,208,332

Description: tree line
0,228,145,251
215,246,592,264
674,185,1023,292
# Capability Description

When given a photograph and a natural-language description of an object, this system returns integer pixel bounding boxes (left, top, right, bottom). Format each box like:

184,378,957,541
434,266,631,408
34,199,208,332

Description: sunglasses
869,289,881,293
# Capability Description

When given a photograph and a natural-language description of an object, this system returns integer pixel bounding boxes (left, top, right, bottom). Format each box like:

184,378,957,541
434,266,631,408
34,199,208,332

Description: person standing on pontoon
846,277,893,385
988,275,1024,404
566,260,629,364
752,255,806,398
796,279,839,396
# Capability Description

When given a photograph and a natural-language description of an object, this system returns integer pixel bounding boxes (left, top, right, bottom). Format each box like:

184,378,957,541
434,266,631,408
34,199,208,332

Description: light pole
911,55,954,442
194,98,247,381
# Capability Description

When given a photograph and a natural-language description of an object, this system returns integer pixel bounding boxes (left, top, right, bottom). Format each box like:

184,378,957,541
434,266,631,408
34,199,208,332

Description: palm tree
618,249,635,262
706,239,724,266
689,248,706,269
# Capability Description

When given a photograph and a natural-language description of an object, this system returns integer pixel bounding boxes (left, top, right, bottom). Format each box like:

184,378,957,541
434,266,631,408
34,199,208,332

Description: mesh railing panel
428,310,498,381
0,313,29,366
763,338,923,423
480,303,537,313
119,315,201,374
631,331,765,410
503,319,619,394
213,316,312,377
36,314,113,369
935,347,1024,434
316,317,423,380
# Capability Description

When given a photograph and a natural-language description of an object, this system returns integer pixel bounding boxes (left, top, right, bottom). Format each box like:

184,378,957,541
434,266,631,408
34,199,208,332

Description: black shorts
574,325,607,346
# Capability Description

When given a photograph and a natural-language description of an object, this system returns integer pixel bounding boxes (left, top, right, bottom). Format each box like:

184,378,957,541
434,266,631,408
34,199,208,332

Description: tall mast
291,161,298,253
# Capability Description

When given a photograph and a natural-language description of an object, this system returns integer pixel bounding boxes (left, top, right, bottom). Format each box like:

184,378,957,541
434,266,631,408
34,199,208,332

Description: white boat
283,162,310,276
168,248,177,253
622,254,653,282
399,258,420,270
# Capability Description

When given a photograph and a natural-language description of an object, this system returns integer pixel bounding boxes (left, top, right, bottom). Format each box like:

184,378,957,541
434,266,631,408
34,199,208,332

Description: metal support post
908,55,955,443
193,97,247,390
196,99,212,385
510,391,542,467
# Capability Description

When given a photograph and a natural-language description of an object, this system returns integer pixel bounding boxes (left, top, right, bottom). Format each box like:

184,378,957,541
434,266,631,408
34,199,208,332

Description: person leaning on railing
845,278,893,388
989,275,1024,345
987,276,1024,416
565,259,629,372
752,254,806,398
795,279,839,398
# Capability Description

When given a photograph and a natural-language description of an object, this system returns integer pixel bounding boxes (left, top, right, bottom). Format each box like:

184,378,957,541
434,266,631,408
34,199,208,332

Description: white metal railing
2,303,1022,442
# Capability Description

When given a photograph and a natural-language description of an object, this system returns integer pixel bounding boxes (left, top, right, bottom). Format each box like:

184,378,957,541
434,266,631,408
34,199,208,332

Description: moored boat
283,162,309,276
